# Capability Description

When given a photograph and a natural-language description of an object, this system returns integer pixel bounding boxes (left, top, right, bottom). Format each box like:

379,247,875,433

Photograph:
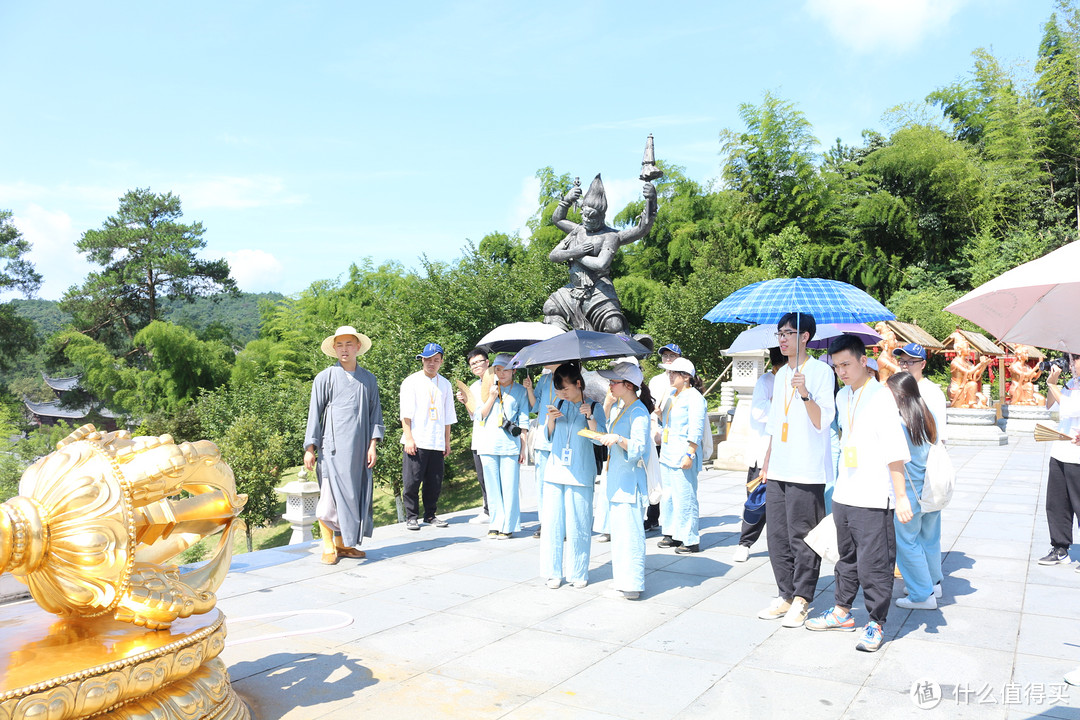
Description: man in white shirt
734,346,785,562
758,313,836,628
1039,353,1080,565
401,343,458,531
893,343,947,443
805,334,910,653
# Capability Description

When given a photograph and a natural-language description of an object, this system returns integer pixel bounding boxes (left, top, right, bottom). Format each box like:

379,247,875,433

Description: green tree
0,211,42,370
219,413,290,553
720,92,832,241
61,189,237,348
1036,1,1080,231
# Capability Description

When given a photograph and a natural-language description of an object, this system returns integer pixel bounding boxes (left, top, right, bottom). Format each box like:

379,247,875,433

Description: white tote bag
805,513,839,565
919,442,955,512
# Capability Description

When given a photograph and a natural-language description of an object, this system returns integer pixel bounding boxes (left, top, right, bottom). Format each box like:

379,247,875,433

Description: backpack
918,442,955,512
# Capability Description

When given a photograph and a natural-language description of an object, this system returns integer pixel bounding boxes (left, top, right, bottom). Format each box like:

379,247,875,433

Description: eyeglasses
608,379,626,386
775,330,799,340
897,359,924,367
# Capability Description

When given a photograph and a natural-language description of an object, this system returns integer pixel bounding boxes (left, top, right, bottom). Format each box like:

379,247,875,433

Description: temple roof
23,399,118,420
40,373,81,392
878,320,945,351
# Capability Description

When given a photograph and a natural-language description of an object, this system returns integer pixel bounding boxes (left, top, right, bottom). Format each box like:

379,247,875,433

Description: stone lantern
276,469,321,544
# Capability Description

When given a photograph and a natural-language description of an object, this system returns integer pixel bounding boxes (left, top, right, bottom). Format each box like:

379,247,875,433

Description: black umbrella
507,330,652,368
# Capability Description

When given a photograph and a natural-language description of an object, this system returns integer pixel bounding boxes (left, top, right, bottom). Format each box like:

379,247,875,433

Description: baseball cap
597,361,644,387
416,342,444,359
659,343,682,356
659,357,696,377
893,343,927,361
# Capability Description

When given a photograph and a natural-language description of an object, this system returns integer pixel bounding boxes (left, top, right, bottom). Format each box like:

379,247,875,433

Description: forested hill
10,292,282,346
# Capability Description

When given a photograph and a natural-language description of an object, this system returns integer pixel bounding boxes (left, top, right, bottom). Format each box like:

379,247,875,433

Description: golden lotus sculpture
0,424,251,720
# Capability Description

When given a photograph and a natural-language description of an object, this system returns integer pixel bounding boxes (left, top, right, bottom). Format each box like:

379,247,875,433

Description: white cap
659,357,696,377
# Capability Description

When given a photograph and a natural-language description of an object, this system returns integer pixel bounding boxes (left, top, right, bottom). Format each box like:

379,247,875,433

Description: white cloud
805,0,971,53
223,249,285,292
171,175,306,211
7,205,91,300
508,175,541,237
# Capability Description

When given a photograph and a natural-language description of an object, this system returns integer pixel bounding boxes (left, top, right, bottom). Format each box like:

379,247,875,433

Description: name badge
781,422,789,443
429,406,438,421
560,447,573,464
494,412,503,426
843,446,858,468
662,429,669,443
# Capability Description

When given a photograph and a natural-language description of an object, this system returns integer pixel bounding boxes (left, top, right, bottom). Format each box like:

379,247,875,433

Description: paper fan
1035,422,1073,442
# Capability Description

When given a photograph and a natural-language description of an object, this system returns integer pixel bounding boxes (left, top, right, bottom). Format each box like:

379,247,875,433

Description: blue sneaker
856,621,884,652
805,607,856,632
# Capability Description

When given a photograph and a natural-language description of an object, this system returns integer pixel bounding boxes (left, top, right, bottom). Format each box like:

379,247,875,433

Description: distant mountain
10,292,284,345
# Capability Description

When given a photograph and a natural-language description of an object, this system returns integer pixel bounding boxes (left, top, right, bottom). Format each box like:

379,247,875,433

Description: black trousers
403,447,444,521
1047,458,1080,549
644,445,661,526
472,449,489,514
833,501,896,625
766,480,825,602
739,465,766,547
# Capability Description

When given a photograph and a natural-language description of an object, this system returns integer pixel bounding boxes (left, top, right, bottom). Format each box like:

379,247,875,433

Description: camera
501,419,522,437
1039,356,1071,375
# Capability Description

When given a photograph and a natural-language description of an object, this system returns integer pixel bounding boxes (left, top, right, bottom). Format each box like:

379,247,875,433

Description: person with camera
656,356,707,554
476,353,530,539
1038,353,1080,566
540,363,606,589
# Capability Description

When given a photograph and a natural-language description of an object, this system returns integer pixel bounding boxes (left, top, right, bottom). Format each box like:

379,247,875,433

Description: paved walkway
216,438,1080,719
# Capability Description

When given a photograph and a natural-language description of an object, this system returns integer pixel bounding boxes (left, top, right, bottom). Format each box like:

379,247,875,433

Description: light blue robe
541,399,606,584
658,387,706,546
605,399,650,592
478,382,530,534
530,372,556,521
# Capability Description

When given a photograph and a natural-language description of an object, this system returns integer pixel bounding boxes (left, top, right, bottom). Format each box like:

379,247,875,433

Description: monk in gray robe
304,325,385,564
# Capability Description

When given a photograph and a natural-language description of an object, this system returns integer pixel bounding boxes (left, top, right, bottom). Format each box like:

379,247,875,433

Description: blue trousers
609,494,646,592
534,449,549,524
541,482,593,584
659,463,699,545
481,454,521,534
895,487,942,602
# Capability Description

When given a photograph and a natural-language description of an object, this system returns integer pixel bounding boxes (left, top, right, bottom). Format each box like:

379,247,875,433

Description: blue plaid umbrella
704,277,895,326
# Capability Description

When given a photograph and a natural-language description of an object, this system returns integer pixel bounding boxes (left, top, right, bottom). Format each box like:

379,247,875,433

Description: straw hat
320,325,372,358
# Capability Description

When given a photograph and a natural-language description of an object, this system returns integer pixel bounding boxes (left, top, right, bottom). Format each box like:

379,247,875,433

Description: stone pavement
215,438,1080,719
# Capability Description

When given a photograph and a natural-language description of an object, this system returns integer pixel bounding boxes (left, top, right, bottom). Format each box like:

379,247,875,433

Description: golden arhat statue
1,424,251,719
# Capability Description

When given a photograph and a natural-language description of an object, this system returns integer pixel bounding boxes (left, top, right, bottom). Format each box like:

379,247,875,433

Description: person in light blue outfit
524,363,560,538
476,353,530,539
886,371,943,610
656,356,707,554
541,362,606,588
597,361,656,599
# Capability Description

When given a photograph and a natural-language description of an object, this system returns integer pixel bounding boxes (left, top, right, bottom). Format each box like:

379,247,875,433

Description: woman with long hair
656,357,707,554
541,362,606,589
597,361,655,599
886,371,943,609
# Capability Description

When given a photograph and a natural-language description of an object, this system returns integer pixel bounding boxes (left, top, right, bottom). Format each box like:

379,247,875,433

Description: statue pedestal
946,408,1008,446
0,604,249,720
1001,404,1053,437
712,352,766,471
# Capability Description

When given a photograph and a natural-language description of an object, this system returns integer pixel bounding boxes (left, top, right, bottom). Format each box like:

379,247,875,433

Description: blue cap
893,343,927,361
743,483,767,525
659,343,682,356
416,342,444,359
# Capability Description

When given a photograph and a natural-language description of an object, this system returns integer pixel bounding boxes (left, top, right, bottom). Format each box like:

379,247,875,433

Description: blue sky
0,0,1057,300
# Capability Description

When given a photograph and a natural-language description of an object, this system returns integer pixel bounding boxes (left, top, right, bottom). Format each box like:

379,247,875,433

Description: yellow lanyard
845,381,869,434
782,359,810,420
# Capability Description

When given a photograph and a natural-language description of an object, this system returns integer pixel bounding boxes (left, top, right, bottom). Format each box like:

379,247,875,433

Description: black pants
1047,458,1080,549
472,449,489,514
403,447,444,521
832,502,896,625
766,480,825,602
739,465,766,547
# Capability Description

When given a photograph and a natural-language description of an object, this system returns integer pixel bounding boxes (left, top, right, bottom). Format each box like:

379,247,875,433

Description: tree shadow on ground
231,651,376,720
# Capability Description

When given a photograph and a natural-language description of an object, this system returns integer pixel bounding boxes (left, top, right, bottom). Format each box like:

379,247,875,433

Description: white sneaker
896,595,938,610
469,513,490,525
758,597,791,620
546,578,562,589
606,589,641,600
933,582,943,598
571,579,588,589
732,545,750,563
781,597,810,628
1065,667,1080,686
